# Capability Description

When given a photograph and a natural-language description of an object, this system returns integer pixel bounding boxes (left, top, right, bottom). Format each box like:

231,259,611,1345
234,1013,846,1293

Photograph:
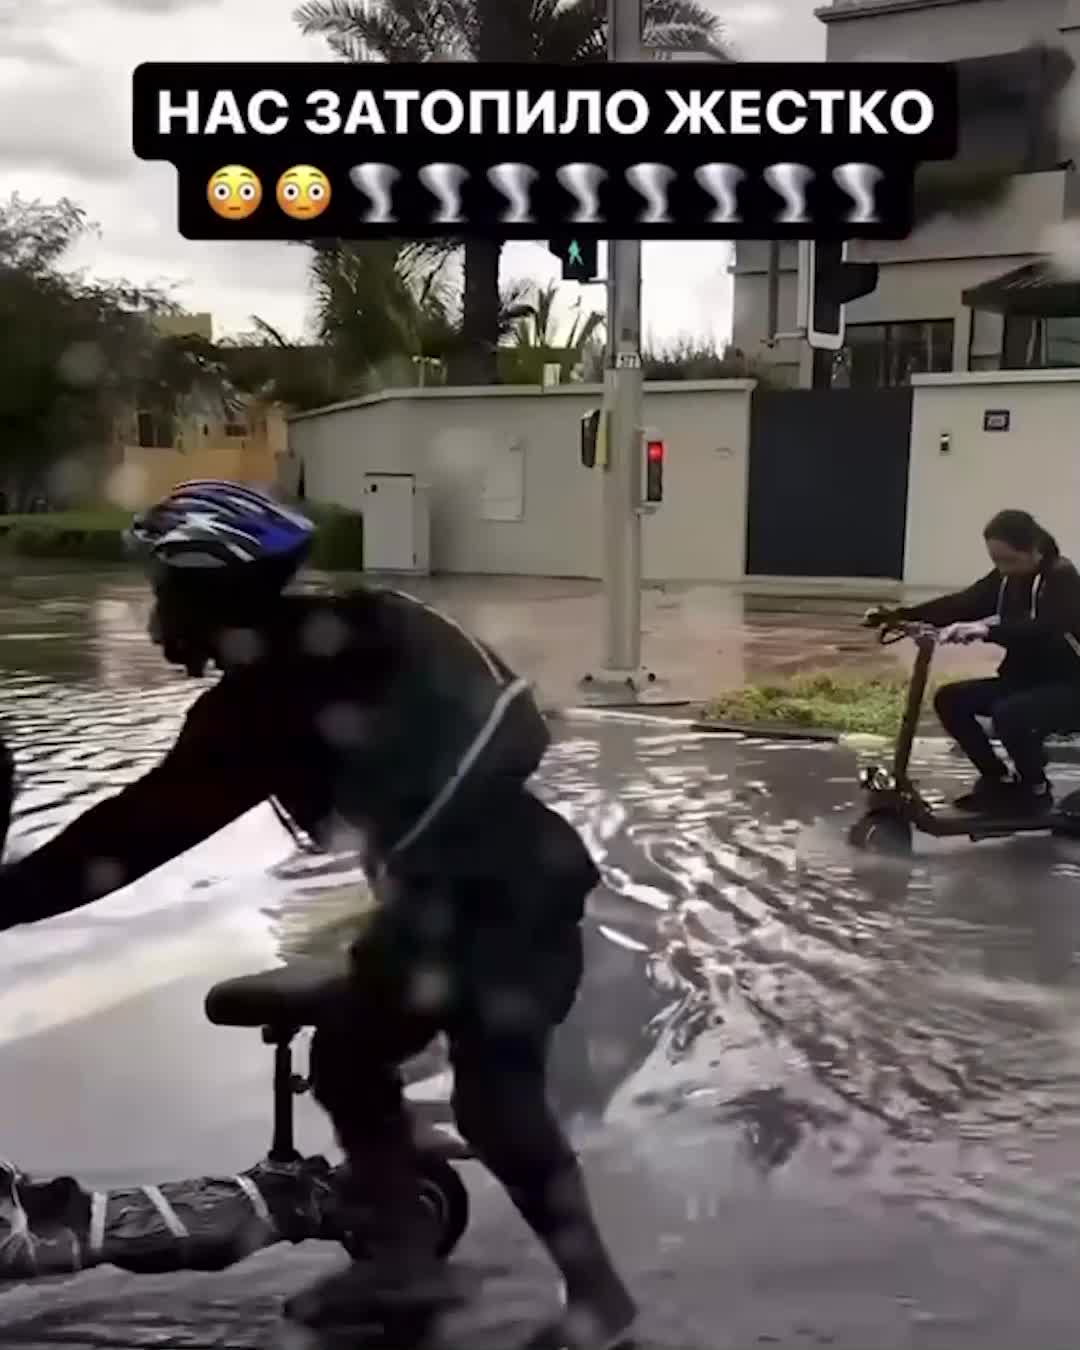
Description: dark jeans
933,678,1080,784
308,869,623,1302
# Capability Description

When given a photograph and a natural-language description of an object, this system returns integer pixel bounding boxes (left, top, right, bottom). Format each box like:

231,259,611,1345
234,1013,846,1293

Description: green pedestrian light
548,236,598,282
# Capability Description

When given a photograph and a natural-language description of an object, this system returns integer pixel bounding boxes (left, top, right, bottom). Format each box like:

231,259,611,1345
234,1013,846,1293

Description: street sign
615,352,641,368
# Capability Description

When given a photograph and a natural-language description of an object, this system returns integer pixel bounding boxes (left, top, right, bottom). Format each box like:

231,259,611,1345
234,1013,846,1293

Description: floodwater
2,567,1080,1346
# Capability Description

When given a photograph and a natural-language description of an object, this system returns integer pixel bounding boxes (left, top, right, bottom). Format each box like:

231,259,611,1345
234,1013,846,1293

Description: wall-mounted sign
983,409,1010,432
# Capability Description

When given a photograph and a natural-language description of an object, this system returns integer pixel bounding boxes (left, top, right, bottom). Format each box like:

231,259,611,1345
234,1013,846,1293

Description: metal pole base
579,667,662,706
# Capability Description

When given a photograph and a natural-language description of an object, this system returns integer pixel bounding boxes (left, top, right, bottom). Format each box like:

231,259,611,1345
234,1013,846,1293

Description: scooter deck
923,807,1080,839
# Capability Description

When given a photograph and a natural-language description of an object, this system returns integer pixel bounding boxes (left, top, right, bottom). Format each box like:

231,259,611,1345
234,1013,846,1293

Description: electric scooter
848,620,1080,853
204,960,472,1259
0,734,472,1280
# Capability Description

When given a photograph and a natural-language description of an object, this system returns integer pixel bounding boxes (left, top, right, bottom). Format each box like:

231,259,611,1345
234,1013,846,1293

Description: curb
690,719,839,743
554,712,1080,763
559,707,699,727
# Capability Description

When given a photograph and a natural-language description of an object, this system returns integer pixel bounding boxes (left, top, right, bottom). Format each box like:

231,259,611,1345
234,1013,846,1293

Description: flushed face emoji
276,165,332,220
206,166,262,220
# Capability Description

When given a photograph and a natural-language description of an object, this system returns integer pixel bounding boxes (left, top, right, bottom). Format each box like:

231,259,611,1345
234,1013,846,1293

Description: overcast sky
0,0,825,348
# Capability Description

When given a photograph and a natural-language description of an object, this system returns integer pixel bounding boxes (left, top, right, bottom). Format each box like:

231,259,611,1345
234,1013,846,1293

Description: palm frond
506,280,604,349
294,0,472,60
293,0,729,380
642,0,733,58
565,306,604,351
247,315,294,348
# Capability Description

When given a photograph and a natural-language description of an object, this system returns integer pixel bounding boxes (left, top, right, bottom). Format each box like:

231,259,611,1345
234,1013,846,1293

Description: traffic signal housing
548,235,599,282
580,407,608,469
798,240,880,351
640,430,664,506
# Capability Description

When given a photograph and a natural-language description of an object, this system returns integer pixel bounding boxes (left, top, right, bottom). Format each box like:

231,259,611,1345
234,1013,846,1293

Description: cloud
0,1,71,67
724,2,784,27
0,0,218,24
0,34,73,68
0,66,130,178
0,0,742,346
726,0,823,59
103,0,221,9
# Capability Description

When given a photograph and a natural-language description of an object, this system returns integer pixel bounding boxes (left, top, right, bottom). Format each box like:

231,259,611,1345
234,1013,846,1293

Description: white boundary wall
907,370,1080,589
290,371,1080,589
288,382,755,581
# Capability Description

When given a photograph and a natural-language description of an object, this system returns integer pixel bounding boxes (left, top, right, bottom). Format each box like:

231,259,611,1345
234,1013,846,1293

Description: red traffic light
642,435,664,505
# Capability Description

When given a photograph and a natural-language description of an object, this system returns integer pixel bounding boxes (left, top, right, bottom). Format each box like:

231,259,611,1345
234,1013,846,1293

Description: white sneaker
524,1281,638,1349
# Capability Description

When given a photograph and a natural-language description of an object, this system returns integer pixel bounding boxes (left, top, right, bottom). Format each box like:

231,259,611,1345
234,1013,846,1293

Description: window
968,308,1003,372
1002,315,1080,369
827,320,954,388
135,410,175,448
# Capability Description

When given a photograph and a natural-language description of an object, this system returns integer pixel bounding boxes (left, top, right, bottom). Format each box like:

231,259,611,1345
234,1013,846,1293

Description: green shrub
642,337,784,385
704,671,933,738
0,503,366,570
304,503,365,571
0,512,130,563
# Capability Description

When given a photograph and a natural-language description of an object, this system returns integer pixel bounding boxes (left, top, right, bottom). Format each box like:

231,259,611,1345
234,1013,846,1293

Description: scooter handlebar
877,620,937,646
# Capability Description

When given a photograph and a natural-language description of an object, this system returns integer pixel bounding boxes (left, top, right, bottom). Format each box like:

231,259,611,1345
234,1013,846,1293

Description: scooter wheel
419,1154,469,1258
340,1154,470,1261
848,812,912,855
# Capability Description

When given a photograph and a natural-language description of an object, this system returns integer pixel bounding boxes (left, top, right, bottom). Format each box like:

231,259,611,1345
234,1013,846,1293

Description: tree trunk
449,236,502,385
444,0,518,387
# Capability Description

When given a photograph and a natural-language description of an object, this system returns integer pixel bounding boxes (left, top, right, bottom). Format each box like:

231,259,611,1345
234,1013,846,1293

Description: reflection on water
569,725,1080,1253
5,569,1080,1263
268,863,374,961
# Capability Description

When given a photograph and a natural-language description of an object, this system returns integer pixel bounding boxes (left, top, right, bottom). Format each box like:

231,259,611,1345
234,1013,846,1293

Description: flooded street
2,567,1080,1345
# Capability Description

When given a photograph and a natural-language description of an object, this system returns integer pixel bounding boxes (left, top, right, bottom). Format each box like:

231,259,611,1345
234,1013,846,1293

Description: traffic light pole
593,0,648,687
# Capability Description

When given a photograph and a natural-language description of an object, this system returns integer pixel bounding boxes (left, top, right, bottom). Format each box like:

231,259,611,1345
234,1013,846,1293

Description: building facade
731,0,1080,388
107,312,287,508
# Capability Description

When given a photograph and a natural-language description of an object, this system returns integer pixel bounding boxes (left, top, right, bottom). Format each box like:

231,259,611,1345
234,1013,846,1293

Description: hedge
0,502,365,571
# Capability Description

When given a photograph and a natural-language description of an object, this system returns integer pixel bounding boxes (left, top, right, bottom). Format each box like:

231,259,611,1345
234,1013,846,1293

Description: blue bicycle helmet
126,480,314,580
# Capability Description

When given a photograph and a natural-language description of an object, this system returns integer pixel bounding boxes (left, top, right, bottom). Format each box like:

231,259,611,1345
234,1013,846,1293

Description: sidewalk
373,576,995,708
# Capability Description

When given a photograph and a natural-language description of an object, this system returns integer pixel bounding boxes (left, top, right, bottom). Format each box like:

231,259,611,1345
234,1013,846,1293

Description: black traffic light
549,235,599,282
580,407,608,468
581,408,600,467
803,241,879,351
641,433,664,505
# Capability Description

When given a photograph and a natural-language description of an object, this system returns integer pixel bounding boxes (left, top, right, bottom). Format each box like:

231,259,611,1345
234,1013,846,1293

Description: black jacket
0,588,597,933
899,556,1080,687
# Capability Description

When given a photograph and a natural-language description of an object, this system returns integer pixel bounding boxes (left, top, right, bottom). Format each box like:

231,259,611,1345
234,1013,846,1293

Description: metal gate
745,387,913,579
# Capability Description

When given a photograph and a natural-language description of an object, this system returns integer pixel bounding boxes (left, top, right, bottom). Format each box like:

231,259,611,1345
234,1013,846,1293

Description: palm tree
250,239,532,395
293,0,731,383
509,280,604,350
309,240,459,377
502,279,605,382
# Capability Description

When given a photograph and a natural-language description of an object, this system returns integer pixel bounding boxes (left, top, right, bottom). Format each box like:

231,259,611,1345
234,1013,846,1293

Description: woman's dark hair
983,509,1059,562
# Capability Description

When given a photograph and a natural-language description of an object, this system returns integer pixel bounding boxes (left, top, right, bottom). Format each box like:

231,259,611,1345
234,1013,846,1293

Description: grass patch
0,502,365,570
704,671,933,739
0,509,131,562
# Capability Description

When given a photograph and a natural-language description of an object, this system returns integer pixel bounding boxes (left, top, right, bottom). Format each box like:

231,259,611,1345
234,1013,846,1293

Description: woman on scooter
870,510,1080,815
